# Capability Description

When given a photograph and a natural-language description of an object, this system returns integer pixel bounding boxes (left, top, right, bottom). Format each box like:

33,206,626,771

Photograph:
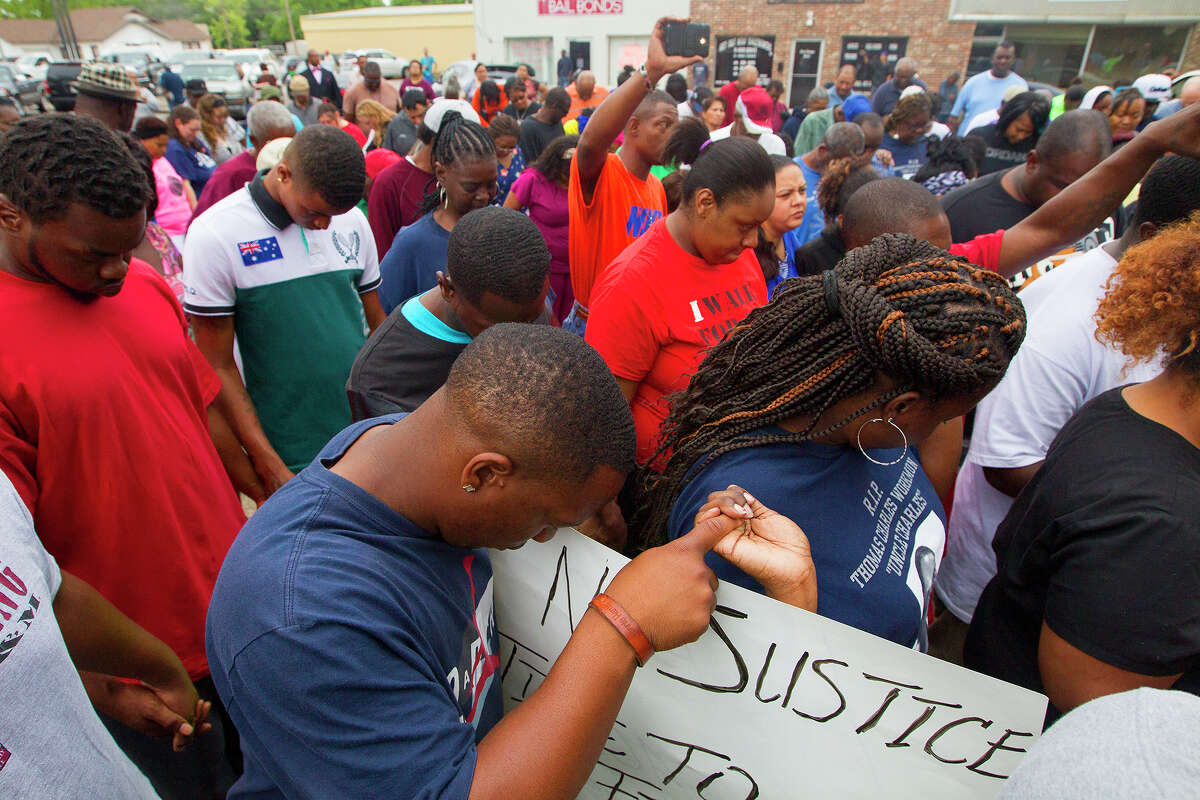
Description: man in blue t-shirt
791,120,867,248
949,42,1028,134
207,324,811,798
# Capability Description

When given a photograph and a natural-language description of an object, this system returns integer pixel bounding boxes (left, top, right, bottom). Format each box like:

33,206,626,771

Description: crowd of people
2,16,1199,800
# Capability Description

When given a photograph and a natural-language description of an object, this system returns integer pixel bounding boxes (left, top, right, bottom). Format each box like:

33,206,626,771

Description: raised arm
575,17,701,203
997,102,1200,276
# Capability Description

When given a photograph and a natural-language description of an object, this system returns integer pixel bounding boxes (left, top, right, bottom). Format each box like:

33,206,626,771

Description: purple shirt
399,77,435,103
510,168,568,275
189,150,259,228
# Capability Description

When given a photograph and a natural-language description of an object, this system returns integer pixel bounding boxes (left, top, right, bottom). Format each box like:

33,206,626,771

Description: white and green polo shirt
183,173,381,471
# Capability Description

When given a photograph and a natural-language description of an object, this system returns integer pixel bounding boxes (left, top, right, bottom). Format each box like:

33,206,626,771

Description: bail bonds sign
538,0,624,14
491,528,1048,798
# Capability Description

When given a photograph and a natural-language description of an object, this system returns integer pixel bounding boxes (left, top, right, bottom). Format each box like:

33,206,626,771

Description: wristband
589,593,654,666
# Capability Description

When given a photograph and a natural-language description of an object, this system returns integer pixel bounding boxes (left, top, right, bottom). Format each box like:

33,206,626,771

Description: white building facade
473,0,689,89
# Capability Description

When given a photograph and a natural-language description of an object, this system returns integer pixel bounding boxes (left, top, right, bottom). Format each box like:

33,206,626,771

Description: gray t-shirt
0,474,157,799
1001,688,1200,798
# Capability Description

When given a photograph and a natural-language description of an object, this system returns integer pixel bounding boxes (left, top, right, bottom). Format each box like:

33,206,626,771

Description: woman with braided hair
966,214,1200,723
637,233,1026,648
378,104,498,312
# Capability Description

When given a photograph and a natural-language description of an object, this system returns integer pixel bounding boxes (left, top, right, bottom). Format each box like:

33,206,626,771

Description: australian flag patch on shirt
237,236,283,267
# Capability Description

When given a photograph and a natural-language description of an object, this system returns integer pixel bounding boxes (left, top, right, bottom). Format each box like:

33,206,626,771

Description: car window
182,63,239,81
0,66,15,81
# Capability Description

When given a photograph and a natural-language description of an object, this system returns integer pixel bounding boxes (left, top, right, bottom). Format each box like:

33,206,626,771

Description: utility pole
219,0,231,48
282,0,297,51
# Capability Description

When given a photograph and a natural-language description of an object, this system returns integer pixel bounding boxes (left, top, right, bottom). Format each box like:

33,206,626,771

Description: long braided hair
632,233,1026,548
421,110,496,214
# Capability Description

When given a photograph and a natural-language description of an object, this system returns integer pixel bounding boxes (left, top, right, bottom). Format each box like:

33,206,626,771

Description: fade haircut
446,206,549,306
402,88,427,110
446,324,636,482
284,123,366,210
544,87,570,115
842,177,945,246
1035,109,1111,163
632,89,677,120
1132,155,1200,228
0,113,149,224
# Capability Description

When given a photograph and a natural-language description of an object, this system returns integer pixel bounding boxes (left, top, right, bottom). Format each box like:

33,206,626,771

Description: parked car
45,61,83,111
220,48,276,80
180,60,251,119
337,48,406,85
436,61,520,99
101,50,163,87
0,64,43,111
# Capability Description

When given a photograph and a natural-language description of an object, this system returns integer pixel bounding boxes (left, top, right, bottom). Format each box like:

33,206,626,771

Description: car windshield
114,53,148,63
182,63,239,81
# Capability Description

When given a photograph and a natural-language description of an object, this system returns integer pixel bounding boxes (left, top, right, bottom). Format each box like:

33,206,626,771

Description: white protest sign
490,528,1047,799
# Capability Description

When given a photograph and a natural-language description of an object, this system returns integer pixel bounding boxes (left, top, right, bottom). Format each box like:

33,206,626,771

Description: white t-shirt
710,123,787,156
937,245,1161,622
0,474,157,799
963,109,998,134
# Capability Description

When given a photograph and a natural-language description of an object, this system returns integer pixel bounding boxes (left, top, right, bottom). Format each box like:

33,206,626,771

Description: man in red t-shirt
566,18,704,335
718,65,759,127
0,114,252,795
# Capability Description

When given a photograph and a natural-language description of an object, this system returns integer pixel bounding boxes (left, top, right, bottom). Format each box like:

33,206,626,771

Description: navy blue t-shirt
206,414,502,798
880,135,929,180
666,429,946,649
378,212,451,314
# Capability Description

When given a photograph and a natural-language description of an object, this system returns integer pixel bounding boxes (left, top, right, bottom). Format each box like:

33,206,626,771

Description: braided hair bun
633,232,1026,548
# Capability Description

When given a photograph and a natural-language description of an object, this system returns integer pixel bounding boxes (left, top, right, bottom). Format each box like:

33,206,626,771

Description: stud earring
462,484,476,493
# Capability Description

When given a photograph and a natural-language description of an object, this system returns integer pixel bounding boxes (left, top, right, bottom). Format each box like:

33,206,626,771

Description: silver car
180,60,251,119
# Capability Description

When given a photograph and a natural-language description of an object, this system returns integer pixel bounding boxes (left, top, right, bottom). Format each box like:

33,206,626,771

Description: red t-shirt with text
587,220,768,463
0,261,245,678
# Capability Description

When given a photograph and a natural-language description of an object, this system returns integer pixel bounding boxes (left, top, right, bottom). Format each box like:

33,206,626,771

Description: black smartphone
663,22,710,59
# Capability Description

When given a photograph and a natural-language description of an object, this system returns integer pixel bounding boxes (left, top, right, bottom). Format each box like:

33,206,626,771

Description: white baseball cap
1132,74,1172,104
423,98,481,133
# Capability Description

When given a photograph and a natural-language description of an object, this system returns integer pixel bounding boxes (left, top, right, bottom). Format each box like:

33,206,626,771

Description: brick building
692,0,1200,105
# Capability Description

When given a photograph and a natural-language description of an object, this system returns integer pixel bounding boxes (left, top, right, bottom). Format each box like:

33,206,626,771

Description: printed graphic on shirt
0,562,40,665
625,206,662,238
0,741,10,772
238,236,284,267
331,230,361,266
447,554,498,729
1011,217,1115,292
854,455,945,645
685,280,761,346
168,176,184,197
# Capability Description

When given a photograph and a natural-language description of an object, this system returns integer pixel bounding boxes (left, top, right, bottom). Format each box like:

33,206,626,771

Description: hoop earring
856,418,908,466
439,185,448,208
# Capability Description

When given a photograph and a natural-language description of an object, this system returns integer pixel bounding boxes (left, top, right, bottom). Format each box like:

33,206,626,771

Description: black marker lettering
646,733,730,785
780,651,809,708
754,643,781,703
886,698,962,749
966,729,1034,780
696,766,760,800
657,608,749,694
924,717,994,764
793,658,848,723
856,675,922,734
541,546,573,629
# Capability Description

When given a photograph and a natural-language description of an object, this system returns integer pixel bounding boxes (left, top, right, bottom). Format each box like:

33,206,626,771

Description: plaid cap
73,61,141,102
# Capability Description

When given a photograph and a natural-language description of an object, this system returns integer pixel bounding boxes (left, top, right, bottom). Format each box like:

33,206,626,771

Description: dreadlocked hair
421,110,495,214
631,233,1026,549
817,153,879,222
0,113,150,224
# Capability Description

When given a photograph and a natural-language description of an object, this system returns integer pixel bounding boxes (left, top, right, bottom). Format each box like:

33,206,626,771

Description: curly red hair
1095,212,1200,380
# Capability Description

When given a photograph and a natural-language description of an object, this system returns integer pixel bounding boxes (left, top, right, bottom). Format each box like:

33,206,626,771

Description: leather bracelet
589,593,654,667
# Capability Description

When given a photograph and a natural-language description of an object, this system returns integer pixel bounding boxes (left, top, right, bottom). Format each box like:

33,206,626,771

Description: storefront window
1084,25,1189,88
1005,24,1090,88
